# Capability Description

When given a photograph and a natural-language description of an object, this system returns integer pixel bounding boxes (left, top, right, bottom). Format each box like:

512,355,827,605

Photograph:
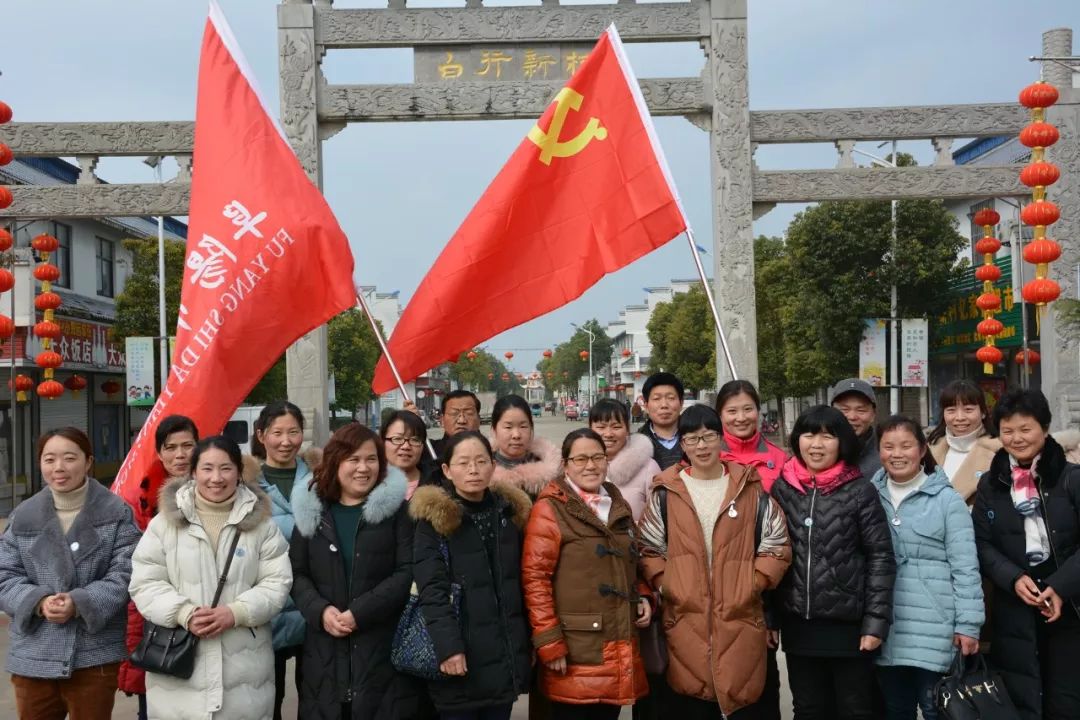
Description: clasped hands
321,606,358,638
187,606,236,638
39,593,76,624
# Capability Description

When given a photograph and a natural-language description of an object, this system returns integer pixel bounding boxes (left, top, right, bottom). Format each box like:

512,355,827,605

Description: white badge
70,541,80,552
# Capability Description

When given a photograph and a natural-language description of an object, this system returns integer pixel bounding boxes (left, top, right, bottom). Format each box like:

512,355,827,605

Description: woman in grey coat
0,426,140,719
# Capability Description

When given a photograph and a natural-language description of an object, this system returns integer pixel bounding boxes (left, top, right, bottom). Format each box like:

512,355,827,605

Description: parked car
564,406,580,421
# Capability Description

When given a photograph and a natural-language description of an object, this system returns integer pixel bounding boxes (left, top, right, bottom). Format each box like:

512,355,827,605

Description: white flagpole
685,228,738,380
354,289,439,461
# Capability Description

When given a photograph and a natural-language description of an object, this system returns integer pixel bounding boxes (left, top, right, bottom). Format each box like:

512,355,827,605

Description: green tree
536,319,612,395
447,348,523,396
754,235,796,402
646,285,716,391
328,308,383,413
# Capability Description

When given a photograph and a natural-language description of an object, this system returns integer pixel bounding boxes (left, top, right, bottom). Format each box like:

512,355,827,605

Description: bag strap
210,529,243,609
754,489,767,548
658,486,668,542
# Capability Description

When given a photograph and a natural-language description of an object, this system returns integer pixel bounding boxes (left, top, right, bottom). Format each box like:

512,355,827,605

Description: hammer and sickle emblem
527,88,607,166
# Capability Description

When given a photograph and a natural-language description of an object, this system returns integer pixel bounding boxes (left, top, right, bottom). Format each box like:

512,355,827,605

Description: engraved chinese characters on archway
415,44,592,83
27,317,125,370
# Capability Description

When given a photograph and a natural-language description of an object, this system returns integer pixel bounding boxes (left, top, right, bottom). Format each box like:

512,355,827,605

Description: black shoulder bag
130,529,243,679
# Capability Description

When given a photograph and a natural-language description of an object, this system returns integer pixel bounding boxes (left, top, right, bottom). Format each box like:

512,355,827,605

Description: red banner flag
111,2,355,527
371,26,687,393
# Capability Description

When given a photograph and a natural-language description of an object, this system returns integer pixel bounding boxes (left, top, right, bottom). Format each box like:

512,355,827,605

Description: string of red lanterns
972,209,1004,374
0,228,14,352
31,234,64,399
1018,81,1062,324
0,100,11,211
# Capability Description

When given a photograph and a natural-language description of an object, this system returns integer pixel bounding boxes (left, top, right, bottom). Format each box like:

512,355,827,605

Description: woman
0,427,140,720
638,406,792,719
129,435,293,720
409,431,532,720
120,415,201,720
770,405,895,720
589,399,659,521
490,394,562,499
927,380,1000,503
245,400,321,719
972,389,1080,720
522,428,652,719
872,416,983,720
715,380,787,492
381,409,434,499
290,422,417,719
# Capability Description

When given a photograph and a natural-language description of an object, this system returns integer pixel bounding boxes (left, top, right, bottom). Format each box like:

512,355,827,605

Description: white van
223,405,264,456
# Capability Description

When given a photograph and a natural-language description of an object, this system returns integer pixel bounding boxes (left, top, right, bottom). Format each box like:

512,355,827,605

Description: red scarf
719,429,786,491
780,456,861,495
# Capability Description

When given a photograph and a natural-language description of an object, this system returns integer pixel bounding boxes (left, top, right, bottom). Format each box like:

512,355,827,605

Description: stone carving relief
279,21,320,181
0,121,194,157
0,183,191,219
751,166,1026,203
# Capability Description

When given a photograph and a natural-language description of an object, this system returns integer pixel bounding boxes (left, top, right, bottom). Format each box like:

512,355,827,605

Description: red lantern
975,345,1003,366
0,144,11,167
579,350,589,361
0,229,11,252
1021,201,1060,227
975,293,1001,312
0,101,11,124
487,372,494,380
12,374,33,402
0,269,12,293
972,208,1001,227
0,314,12,340
542,349,552,359
1019,122,1060,149
1024,238,1062,265
974,237,1001,255
36,380,63,400
101,379,122,396
34,292,62,311
546,371,554,379
1022,277,1061,306
976,318,1004,337
0,187,12,210
35,351,62,370
501,373,509,381
504,351,514,360
1019,81,1059,109
33,264,60,283
1015,349,1041,365
33,321,61,340
466,351,477,362
31,234,58,254
621,348,632,358
974,264,1002,282
64,375,88,396
1020,162,1061,188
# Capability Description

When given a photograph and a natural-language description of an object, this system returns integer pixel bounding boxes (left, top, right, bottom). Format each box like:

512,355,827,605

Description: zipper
805,477,818,620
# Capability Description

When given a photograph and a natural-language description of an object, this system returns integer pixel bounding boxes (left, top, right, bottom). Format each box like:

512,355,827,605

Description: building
0,157,186,513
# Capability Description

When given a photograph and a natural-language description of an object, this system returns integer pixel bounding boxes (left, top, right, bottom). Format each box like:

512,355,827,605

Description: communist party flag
112,1,355,527
371,26,687,393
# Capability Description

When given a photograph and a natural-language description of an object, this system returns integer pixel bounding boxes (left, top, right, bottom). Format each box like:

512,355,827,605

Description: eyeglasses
681,431,720,446
386,435,423,448
446,410,478,420
450,458,492,470
567,453,608,468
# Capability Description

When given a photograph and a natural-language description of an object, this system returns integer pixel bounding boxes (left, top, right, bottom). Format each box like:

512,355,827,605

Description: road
0,415,792,719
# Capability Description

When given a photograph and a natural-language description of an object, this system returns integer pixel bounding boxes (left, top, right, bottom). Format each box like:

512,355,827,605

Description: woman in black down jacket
289,422,420,719
972,389,1080,720
410,430,533,720
770,405,896,720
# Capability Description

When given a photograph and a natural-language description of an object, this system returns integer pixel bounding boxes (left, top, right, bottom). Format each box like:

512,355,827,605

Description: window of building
50,222,72,289
96,237,114,298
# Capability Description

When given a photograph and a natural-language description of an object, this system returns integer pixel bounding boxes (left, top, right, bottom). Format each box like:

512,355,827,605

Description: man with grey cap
830,378,883,479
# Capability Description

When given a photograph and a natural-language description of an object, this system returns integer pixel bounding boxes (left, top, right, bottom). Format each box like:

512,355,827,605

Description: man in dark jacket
830,378,882,480
410,390,483,482
639,372,685,471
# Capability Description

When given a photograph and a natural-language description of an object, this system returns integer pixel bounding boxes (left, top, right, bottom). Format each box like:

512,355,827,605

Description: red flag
111,1,355,527
371,26,687,393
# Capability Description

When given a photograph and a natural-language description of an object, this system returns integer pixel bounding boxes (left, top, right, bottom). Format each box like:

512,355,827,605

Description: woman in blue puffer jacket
871,415,984,720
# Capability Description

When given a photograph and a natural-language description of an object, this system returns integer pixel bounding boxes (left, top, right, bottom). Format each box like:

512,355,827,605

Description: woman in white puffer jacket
129,435,292,720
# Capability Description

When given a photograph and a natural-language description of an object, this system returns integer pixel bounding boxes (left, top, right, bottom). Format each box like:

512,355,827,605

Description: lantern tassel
984,362,993,375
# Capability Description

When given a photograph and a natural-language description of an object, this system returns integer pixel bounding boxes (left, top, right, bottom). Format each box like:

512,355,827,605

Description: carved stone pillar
707,0,757,386
279,0,332,444
1040,29,1080,428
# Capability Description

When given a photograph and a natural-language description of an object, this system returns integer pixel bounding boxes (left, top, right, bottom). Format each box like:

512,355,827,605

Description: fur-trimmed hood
489,435,563,496
606,433,656,489
292,465,409,539
1054,428,1080,465
241,447,322,488
157,476,271,532
409,482,532,537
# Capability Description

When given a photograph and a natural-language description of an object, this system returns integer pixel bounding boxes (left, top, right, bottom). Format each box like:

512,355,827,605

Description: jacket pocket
560,612,604,666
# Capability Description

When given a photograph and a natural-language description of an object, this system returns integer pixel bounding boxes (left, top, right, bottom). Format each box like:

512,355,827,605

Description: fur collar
241,447,323,487
489,435,563,495
987,434,1068,491
606,433,656,489
157,476,271,532
292,465,408,539
409,482,532,537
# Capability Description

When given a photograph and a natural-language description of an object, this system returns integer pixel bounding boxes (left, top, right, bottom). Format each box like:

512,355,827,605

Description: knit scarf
1010,455,1052,565
781,456,860,495
720,429,783,487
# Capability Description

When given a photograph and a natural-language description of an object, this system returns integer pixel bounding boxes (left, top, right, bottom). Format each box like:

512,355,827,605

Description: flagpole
685,229,738,381
354,289,439,461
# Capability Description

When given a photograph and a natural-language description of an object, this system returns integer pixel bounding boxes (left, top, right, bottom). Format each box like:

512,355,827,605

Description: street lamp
853,141,900,415
571,322,594,409
143,155,168,394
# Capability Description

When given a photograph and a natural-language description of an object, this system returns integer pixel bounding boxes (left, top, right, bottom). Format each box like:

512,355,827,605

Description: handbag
639,614,668,675
935,652,1020,720
391,539,461,679
129,530,243,679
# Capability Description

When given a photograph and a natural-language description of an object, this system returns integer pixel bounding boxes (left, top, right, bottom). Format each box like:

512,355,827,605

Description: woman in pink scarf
716,380,787,493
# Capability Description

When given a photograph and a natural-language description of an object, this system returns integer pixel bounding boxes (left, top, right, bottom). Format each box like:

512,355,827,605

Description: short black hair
379,409,428,444
716,380,761,414
492,394,533,428
879,415,938,475
588,399,629,427
441,390,480,414
562,428,605,461
191,435,243,473
789,405,861,468
927,379,990,444
678,404,723,436
155,415,199,451
642,372,684,402
993,388,1052,432
440,430,494,467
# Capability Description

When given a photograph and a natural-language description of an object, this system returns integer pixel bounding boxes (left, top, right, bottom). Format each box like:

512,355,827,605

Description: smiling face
157,430,196,480
833,394,876,437
337,440,382,505
258,413,303,468
40,436,92,493
383,420,422,472
798,431,841,473
879,426,925,484
194,447,240,503
494,408,533,460
590,417,629,459
943,402,984,437
998,413,1048,466
442,438,494,502
565,437,608,493
719,392,760,440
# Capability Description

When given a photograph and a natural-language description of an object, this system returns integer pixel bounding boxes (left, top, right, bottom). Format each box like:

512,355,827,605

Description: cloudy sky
5,0,1079,373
